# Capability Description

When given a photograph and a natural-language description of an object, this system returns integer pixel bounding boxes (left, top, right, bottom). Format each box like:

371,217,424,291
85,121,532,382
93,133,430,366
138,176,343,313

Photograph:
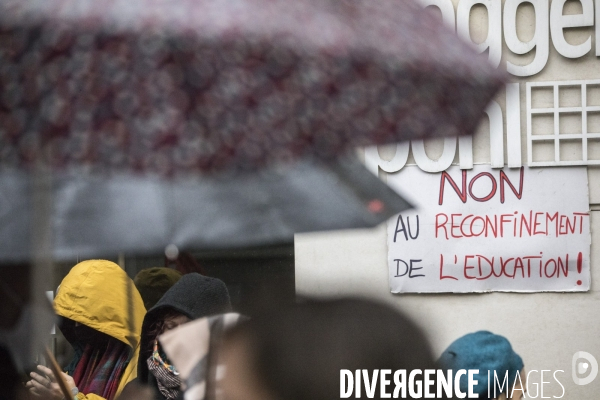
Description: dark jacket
0,345,20,400
135,273,232,399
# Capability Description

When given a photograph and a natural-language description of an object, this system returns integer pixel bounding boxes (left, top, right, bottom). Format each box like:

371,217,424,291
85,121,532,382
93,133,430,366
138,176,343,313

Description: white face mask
0,303,56,372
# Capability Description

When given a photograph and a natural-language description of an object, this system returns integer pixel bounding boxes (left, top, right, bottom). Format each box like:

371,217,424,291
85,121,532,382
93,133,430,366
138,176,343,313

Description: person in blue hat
438,331,525,400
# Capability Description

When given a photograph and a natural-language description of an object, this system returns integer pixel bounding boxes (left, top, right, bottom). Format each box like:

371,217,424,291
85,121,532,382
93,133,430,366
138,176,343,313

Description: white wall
295,0,600,398
295,214,600,398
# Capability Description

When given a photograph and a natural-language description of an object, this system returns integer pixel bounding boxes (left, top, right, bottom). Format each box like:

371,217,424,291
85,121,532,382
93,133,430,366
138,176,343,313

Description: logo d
572,351,598,386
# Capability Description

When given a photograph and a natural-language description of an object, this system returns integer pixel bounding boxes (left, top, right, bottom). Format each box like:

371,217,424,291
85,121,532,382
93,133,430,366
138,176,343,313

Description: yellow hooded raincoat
54,260,146,400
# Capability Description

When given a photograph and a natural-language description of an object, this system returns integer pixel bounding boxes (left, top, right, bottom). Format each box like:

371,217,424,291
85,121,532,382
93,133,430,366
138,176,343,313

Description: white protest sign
387,166,591,293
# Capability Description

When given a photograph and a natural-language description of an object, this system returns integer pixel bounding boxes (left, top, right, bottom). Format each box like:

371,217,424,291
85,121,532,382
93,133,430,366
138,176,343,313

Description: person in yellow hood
26,260,146,400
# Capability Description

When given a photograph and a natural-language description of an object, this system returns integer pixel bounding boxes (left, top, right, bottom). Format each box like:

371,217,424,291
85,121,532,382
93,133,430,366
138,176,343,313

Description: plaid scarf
72,339,130,400
147,339,181,400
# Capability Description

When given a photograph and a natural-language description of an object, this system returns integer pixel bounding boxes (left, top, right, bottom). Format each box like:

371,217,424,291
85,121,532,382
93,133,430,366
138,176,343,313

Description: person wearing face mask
25,259,146,400
128,273,232,400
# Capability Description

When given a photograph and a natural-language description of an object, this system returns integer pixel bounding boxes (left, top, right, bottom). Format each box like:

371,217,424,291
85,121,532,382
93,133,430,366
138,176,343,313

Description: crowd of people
0,259,526,400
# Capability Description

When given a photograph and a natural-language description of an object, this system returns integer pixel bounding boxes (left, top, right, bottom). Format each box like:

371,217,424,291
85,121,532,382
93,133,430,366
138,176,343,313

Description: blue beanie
437,331,523,399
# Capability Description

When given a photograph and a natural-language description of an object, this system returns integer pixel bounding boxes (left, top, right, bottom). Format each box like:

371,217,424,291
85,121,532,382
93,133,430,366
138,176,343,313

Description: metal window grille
527,79,600,166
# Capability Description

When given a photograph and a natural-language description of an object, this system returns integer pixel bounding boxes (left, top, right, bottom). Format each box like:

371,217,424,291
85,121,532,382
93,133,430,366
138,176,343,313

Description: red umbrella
0,1,505,377
0,0,505,176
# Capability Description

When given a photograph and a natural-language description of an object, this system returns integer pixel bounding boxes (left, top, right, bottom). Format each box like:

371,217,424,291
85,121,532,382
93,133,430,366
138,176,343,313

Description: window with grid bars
527,79,600,166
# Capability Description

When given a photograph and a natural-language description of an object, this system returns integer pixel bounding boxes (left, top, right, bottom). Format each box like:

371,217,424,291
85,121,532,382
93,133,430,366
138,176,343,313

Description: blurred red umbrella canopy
0,0,505,176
